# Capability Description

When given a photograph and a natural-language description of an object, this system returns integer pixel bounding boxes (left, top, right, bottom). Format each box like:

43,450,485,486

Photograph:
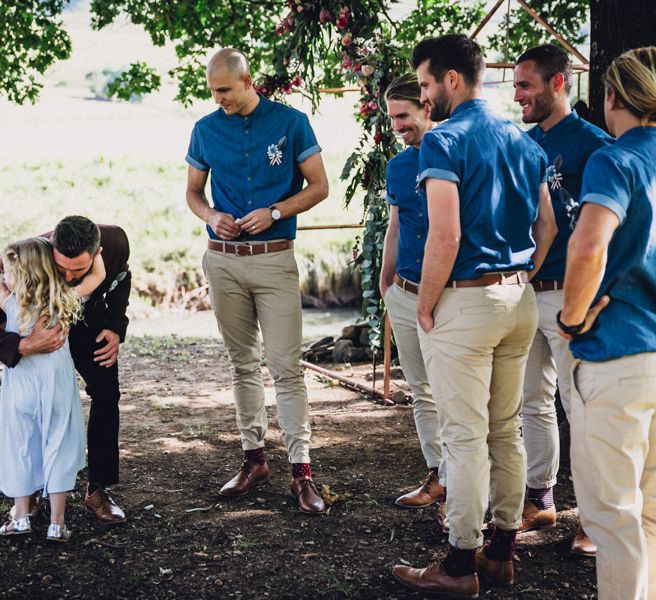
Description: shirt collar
451,98,488,118
533,110,579,141
221,94,270,121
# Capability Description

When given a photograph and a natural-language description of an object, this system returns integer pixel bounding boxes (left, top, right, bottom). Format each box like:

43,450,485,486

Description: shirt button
247,176,252,181
416,259,420,263
418,213,423,217
248,201,252,205
245,130,249,135
245,153,249,158
417,234,421,239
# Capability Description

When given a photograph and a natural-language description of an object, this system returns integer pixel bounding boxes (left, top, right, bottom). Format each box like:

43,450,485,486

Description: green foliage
107,62,162,101
0,0,72,104
486,0,588,62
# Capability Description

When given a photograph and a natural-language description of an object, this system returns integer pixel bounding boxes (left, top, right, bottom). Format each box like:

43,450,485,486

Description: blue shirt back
385,146,427,283
570,127,656,362
186,95,321,241
528,111,612,281
418,99,548,280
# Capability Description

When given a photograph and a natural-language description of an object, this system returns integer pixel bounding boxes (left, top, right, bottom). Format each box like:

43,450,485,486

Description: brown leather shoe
518,499,556,533
85,488,126,525
437,500,450,533
395,471,445,509
392,561,479,598
219,460,270,497
570,525,596,557
10,490,45,520
290,476,327,514
476,547,514,586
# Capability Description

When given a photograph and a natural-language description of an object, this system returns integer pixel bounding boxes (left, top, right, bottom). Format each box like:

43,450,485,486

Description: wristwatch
269,205,282,221
556,310,586,335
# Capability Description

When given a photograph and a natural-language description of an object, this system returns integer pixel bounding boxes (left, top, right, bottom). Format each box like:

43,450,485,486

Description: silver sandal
0,516,31,536
46,522,71,543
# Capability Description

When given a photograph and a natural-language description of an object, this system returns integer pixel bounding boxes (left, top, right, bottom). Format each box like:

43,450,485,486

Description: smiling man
513,45,612,555
185,48,329,513
0,215,131,524
379,74,445,514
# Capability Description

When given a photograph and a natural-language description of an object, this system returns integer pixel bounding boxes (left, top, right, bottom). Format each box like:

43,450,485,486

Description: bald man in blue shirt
185,48,329,514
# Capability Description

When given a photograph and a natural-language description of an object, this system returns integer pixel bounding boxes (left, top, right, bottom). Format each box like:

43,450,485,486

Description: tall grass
0,153,364,315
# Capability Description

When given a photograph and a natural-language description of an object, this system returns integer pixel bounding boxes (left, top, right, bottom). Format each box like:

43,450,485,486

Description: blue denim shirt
570,126,656,361
527,111,613,281
418,99,548,280
385,146,427,283
186,95,321,241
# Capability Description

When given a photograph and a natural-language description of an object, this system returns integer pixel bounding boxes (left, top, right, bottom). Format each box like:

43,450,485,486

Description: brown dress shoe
395,471,445,509
475,547,514,586
10,490,45,520
570,525,597,557
85,489,126,525
219,460,270,497
518,499,556,533
392,561,480,598
437,500,450,533
290,476,327,514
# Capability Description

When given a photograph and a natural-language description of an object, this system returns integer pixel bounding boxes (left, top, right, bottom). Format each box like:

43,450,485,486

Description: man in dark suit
0,216,131,524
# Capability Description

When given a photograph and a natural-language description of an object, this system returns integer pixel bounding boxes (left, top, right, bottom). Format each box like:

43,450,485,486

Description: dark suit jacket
0,225,131,368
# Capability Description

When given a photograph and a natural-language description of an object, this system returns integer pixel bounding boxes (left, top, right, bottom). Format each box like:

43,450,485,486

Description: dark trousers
69,322,121,487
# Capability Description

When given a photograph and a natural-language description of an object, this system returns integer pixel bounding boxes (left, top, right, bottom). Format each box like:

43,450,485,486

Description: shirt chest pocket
259,137,291,185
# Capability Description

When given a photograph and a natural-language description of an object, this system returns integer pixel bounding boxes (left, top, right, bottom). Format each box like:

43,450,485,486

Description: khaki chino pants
419,283,537,549
203,247,311,464
384,282,442,471
522,289,577,489
571,353,656,600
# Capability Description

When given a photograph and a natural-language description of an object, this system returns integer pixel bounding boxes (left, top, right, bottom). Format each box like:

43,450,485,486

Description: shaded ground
0,335,596,599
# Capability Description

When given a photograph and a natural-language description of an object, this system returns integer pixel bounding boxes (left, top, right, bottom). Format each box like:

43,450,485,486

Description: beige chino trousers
203,247,312,464
522,289,576,489
384,282,442,472
419,283,537,549
571,353,656,600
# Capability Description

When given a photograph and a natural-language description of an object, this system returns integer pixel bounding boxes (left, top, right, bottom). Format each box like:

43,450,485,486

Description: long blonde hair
606,46,656,126
2,237,82,335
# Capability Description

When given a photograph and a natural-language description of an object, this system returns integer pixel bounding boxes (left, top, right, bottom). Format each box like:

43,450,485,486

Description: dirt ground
0,335,597,599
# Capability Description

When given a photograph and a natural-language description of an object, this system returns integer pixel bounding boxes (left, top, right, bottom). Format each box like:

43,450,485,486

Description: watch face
271,208,282,221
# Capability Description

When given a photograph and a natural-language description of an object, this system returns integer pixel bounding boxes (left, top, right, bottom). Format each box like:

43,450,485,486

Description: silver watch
270,205,282,221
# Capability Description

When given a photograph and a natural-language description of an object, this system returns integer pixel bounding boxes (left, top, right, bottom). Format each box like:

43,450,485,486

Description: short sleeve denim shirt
186,95,321,241
527,111,613,281
418,99,548,280
385,146,427,283
570,127,656,362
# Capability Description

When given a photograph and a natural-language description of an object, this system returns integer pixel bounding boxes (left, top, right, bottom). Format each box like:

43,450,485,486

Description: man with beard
379,74,445,515
0,216,131,524
392,35,556,597
513,45,612,556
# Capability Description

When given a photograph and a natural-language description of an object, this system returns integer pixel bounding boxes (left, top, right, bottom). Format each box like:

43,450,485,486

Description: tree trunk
588,0,656,129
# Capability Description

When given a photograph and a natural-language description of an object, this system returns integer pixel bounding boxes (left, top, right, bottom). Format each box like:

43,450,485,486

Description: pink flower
337,7,349,29
297,4,304,12
282,84,293,94
341,34,352,46
368,101,378,110
275,23,286,36
292,75,302,86
352,62,362,73
342,54,352,69
374,132,382,143
319,8,332,24
359,103,369,116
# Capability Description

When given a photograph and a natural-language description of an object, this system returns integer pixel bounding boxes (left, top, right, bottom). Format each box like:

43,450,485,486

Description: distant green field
0,153,365,314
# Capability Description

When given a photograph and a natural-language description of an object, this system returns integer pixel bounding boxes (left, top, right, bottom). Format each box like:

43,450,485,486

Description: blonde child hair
2,237,82,335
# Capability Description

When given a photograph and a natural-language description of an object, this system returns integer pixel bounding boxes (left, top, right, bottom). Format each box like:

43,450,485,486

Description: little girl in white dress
0,237,105,542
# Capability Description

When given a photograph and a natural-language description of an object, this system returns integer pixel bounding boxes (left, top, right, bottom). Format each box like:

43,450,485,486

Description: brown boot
85,488,126,525
570,525,596,557
518,499,556,533
395,470,444,509
219,460,270,497
290,477,327,515
392,560,479,598
476,546,514,586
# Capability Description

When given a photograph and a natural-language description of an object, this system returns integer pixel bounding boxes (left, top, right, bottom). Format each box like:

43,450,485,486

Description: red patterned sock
291,463,312,478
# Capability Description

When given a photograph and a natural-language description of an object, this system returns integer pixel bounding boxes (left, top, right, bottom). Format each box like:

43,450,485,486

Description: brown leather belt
531,280,563,292
448,271,529,288
208,239,293,256
394,273,419,295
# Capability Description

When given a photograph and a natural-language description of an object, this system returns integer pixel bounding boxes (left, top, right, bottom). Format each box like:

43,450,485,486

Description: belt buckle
235,244,253,257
